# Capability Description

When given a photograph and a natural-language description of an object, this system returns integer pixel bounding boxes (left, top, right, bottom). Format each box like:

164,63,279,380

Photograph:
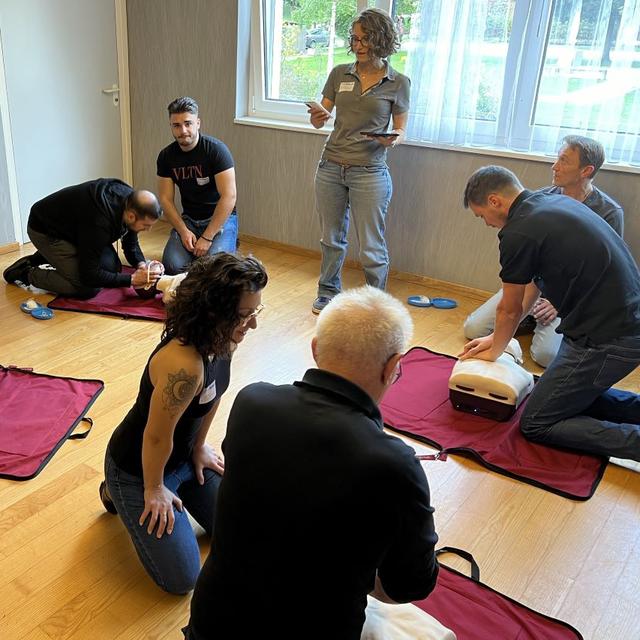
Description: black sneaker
30,251,48,267
99,480,118,515
3,256,33,286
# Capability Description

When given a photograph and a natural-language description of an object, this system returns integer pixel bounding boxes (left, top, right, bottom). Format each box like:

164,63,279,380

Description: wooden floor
1,225,639,640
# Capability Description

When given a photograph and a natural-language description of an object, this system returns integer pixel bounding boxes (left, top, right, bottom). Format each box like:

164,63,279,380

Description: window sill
233,116,640,175
234,116,332,137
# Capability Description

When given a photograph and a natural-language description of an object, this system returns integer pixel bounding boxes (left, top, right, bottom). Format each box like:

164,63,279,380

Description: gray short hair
463,165,523,208
315,286,413,370
561,135,605,178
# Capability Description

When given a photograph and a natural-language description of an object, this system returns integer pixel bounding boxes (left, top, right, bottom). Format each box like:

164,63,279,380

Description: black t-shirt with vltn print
157,134,234,220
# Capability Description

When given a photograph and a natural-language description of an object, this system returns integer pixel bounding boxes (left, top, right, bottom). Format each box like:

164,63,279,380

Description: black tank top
108,334,231,476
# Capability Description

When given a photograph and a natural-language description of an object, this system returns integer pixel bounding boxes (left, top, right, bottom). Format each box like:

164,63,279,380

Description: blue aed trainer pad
432,297,457,309
408,295,457,309
408,295,431,307
20,299,54,320
31,306,54,320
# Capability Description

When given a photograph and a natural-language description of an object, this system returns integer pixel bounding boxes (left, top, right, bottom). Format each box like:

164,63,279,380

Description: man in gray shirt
463,135,624,367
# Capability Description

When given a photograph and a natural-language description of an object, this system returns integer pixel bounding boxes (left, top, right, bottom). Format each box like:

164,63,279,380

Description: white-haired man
185,286,439,640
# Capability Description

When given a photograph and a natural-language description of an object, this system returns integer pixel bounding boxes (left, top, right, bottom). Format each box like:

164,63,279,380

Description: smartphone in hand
305,100,333,118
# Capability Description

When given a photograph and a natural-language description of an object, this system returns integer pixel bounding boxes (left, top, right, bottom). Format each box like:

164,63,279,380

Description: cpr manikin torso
449,340,534,421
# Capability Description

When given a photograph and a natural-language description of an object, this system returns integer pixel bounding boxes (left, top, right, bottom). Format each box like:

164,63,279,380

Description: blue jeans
520,335,640,460
162,212,238,275
104,450,222,594
315,159,392,297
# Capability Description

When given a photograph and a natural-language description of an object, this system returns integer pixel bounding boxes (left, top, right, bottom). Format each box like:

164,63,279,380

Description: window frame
247,0,392,123
495,0,554,149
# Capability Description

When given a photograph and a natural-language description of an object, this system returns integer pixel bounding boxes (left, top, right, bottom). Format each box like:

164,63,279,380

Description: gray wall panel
127,0,640,292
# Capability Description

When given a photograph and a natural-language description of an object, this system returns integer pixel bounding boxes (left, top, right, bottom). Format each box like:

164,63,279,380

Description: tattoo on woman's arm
162,369,197,417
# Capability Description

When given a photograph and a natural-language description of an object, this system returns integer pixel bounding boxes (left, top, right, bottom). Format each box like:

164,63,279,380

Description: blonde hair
315,286,413,371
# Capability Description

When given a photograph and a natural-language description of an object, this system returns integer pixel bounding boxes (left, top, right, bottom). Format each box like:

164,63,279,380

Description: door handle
102,84,120,106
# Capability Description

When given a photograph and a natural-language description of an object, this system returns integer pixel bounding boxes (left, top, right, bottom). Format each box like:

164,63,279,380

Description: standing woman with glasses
100,253,267,594
308,8,410,315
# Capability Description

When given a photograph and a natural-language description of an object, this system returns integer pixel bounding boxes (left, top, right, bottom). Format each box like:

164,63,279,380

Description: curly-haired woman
308,8,410,315
100,253,268,594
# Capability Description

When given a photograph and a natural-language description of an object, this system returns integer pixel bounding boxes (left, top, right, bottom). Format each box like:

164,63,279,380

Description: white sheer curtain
405,0,496,146
528,0,640,164
403,0,640,164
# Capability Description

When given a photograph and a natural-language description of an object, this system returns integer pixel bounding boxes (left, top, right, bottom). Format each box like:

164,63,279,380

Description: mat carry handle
68,417,93,440
436,546,480,582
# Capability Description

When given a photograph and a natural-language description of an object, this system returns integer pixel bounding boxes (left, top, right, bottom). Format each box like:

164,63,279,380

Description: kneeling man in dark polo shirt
185,286,439,640
461,165,640,463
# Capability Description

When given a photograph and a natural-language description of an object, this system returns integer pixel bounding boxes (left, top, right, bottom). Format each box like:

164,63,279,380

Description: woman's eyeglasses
348,35,371,46
238,303,265,325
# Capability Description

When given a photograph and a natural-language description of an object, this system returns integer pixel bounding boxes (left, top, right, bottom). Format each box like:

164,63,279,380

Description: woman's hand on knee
192,443,225,484
139,485,183,538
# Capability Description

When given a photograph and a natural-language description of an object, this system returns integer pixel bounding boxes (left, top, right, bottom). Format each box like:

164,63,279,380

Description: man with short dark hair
463,136,624,367
185,286,439,640
158,96,238,274
3,178,162,298
461,165,640,463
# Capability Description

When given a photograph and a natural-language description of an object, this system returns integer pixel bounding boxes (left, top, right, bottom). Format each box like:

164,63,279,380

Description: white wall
0,105,15,245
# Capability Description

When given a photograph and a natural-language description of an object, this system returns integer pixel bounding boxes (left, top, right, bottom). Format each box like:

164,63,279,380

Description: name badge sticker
338,82,355,92
196,176,210,186
199,380,217,404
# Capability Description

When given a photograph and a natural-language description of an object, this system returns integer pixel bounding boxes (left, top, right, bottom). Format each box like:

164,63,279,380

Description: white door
0,0,124,238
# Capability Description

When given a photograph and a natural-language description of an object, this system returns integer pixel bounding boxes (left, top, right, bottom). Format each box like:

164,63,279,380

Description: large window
246,0,640,164
250,0,374,121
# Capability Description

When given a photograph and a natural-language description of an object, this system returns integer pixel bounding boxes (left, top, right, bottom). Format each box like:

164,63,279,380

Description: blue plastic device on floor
407,295,457,309
20,299,54,320
407,295,432,307
431,297,458,309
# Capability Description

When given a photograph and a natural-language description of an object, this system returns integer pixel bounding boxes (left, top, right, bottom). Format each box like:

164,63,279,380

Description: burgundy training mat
48,267,165,321
414,547,583,639
0,365,104,480
381,348,606,500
